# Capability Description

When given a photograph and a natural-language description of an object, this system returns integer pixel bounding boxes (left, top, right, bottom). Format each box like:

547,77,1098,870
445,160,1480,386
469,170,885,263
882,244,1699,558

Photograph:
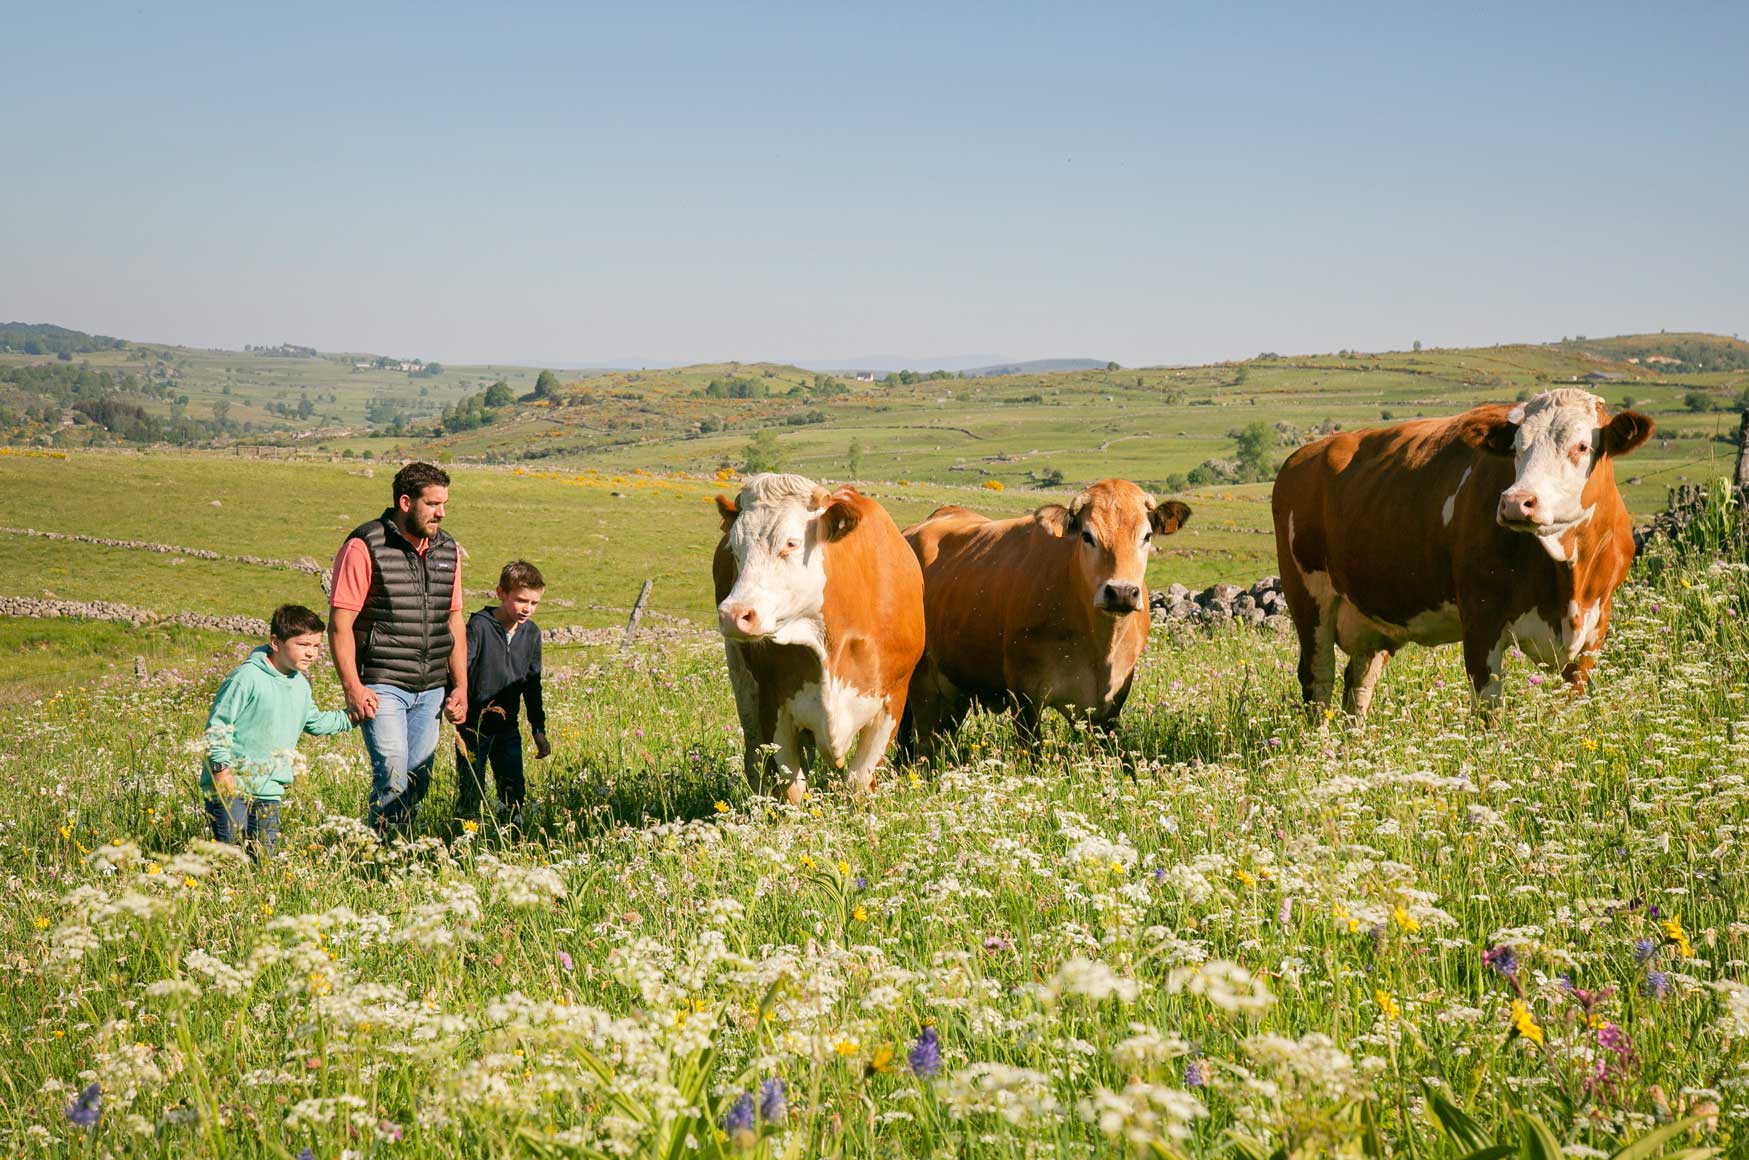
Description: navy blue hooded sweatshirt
461,606,546,735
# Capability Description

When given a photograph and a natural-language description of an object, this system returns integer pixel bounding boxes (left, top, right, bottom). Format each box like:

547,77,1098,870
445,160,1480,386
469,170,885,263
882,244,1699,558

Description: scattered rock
1151,575,1292,632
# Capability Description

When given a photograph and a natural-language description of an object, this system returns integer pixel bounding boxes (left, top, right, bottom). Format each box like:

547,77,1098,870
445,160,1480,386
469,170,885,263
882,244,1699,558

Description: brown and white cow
901,478,1191,756
1272,389,1653,715
713,473,925,801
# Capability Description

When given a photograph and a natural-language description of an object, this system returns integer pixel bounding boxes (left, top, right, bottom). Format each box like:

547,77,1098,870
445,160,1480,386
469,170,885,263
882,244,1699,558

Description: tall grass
1,548,1746,1157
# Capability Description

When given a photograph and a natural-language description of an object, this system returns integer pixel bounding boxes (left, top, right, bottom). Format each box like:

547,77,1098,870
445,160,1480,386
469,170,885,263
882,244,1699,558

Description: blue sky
2,1,1744,367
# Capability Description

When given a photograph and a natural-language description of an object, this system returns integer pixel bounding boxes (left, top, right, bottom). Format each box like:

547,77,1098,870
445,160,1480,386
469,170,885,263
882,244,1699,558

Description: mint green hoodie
201,646,354,800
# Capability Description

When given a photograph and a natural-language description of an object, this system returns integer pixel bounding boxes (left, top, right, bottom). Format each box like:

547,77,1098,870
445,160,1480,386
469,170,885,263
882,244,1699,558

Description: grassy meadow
1,527,1747,1157
3,334,1749,1156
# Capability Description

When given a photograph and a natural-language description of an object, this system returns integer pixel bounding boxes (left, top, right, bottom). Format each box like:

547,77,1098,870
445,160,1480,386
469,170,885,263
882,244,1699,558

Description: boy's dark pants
455,727,526,819
206,797,281,858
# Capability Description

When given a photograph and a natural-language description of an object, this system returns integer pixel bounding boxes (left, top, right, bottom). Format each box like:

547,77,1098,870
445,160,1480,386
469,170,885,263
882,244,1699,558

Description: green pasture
0,532,1745,1156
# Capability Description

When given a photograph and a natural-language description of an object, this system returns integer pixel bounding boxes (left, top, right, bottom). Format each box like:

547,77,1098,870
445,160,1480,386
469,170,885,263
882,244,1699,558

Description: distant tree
1231,422,1273,481
484,380,515,408
1165,472,1189,493
1412,340,1423,352
1685,391,1714,413
211,398,231,427
847,436,865,479
742,428,786,474
296,396,315,420
533,370,560,399
1106,361,1120,371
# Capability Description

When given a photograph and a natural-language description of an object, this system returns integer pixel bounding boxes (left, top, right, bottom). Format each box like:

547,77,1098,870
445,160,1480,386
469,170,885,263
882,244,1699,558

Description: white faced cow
1273,389,1653,714
712,473,925,801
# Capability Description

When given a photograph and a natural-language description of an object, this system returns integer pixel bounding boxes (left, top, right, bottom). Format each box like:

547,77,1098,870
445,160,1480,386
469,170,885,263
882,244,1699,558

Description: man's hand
345,682,379,721
211,766,239,797
533,730,552,760
444,685,468,725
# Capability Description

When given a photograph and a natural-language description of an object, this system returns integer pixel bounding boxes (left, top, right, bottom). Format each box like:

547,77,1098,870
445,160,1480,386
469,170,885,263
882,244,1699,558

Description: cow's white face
1040,479,1191,615
716,474,833,641
1490,390,1651,541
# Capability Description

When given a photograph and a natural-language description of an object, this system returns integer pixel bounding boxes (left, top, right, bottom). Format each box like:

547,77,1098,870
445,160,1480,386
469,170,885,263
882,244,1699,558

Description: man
329,461,468,833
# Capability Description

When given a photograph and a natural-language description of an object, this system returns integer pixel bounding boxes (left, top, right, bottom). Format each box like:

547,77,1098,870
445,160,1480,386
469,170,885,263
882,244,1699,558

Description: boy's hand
212,766,239,797
345,682,379,721
533,731,552,760
443,685,468,725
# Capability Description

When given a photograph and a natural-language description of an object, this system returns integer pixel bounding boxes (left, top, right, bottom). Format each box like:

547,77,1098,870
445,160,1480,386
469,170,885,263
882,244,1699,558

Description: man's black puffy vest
347,509,459,692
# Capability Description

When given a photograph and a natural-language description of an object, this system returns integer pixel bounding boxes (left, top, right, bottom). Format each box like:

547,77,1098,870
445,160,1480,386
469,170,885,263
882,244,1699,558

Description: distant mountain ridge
958,358,1109,378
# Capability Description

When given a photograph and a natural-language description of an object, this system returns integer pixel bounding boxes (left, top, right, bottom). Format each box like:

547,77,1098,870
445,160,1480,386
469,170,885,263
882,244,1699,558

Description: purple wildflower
1152,866,1167,883
854,876,867,890
982,935,1009,953
758,1077,786,1123
1597,1023,1631,1057
1648,903,1662,921
1633,937,1658,965
1277,897,1292,926
558,950,574,973
66,1082,101,1129
724,1092,756,1143
1528,673,1545,686
297,1150,315,1160
1483,945,1520,978
1643,970,1671,1000
909,1026,941,1078
1183,1059,1206,1088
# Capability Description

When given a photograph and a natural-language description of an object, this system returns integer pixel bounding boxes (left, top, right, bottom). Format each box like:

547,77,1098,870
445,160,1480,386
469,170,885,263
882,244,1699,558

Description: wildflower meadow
2,531,1747,1158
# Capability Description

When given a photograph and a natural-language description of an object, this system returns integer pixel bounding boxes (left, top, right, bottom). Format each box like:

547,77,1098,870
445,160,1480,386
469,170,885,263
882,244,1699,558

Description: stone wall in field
0,595,268,636
1150,576,1291,629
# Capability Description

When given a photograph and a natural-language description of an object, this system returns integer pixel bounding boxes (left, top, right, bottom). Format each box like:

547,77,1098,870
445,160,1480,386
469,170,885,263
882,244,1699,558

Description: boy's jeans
455,727,526,820
206,796,281,859
363,684,445,830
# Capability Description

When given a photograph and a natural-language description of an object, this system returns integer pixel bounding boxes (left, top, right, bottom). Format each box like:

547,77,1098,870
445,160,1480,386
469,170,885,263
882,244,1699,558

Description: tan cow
902,478,1191,755
713,473,925,801
1272,389,1653,715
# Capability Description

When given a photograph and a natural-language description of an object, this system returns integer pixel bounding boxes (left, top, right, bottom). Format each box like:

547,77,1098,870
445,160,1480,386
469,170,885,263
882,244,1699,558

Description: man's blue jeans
363,684,445,830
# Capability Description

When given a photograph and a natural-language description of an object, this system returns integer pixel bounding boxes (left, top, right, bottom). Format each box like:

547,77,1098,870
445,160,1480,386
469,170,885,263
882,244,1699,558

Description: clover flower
65,1082,101,1129
758,1077,786,1123
910,1026,941,1077
723,1092,756,1146
1483,945,1519,978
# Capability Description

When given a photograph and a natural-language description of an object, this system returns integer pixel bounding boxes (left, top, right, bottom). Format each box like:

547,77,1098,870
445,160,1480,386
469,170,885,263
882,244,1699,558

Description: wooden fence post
1735,411,1749,491
623,580,654,649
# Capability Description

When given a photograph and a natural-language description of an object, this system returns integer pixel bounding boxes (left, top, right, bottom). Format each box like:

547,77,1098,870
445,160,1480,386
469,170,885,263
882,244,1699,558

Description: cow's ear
714,494,739,533
818,489,862,542
1482,422,1518,456
1150,500,1191,536
1035,504,1072,537
1602,410,1654,458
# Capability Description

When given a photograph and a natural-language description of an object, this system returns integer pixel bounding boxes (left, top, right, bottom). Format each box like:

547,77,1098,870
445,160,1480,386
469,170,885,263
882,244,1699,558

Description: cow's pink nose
719,605,760,635
1499,491,1539,523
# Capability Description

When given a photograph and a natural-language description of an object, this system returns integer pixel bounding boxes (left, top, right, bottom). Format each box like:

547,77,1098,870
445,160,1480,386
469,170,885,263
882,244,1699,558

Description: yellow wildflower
713,800,730,814
1375,989,1400,1021
1510,1000,1544,1046
461,820,479,834
837,860,851,877
34,916,50,930
1662,915,1695,959
146,861,162,876
853,905,868,922
1391,905,1420,933
868,1044,896,1073
1235,869,1255,887
834,1037,859,1057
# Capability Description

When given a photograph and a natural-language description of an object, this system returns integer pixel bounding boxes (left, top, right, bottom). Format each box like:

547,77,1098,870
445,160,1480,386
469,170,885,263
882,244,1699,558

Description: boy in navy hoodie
454,560,550,825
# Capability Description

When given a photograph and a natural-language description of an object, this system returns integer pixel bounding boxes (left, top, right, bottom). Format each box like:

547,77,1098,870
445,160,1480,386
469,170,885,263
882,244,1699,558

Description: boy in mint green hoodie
202,604,358,858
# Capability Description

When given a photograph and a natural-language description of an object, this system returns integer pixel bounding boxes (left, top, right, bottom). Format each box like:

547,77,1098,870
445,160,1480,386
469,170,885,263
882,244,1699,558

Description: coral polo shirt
330,534,463,614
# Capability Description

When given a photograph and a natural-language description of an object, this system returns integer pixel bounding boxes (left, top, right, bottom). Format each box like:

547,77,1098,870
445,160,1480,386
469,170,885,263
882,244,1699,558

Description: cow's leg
1562,603,1611,693
845,706,901,795
773,709,808,805
1463,630,1507,718
1341,649,1390,717
1280,566,1338,710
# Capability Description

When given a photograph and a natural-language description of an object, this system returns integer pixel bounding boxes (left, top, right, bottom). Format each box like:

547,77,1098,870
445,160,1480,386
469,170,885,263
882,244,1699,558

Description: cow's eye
1576,441,1590,455
1080,530,1096,546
